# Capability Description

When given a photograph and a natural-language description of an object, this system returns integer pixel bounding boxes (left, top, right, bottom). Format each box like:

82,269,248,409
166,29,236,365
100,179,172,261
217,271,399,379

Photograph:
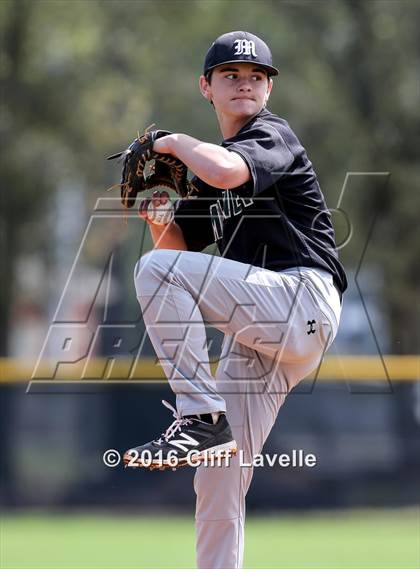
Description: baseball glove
107,127,191,208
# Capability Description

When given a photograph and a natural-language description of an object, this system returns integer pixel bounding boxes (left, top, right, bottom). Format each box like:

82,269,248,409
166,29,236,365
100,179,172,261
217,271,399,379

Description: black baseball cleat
123,400,237,471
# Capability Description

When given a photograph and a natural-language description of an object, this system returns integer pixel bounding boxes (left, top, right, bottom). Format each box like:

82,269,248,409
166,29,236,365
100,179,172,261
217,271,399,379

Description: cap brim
204,60,279,76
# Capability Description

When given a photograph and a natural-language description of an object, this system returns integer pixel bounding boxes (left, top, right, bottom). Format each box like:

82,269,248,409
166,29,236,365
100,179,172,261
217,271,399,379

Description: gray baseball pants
134,249,341,569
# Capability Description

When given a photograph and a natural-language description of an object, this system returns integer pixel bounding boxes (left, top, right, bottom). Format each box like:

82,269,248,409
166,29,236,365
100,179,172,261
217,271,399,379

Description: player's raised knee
134,249,181,287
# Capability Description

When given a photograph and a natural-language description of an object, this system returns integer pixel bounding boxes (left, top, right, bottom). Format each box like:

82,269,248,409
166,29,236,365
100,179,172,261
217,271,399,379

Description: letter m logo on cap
233,39,257,57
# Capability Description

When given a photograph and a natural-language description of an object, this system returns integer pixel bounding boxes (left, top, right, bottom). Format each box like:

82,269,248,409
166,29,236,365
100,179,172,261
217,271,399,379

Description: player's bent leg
131,249,340,477
126,250,251,471
134,248,340,393
134,249,228,416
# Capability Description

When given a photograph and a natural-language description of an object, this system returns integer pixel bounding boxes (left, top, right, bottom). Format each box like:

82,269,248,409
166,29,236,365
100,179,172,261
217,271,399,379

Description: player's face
201,63,272,119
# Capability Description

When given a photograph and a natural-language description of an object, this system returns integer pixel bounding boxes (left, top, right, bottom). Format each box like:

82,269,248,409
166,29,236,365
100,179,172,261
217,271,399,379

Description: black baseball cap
204,31,279,77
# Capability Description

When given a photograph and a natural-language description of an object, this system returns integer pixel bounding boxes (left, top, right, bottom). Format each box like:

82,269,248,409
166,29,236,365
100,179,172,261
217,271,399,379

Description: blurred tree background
1,0,419,357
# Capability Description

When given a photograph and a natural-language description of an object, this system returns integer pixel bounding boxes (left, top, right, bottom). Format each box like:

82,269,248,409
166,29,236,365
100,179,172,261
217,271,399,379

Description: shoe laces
154,400,194,446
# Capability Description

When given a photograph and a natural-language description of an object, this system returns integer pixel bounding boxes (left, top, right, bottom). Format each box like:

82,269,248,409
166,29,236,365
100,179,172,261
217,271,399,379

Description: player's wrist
153,134,175,154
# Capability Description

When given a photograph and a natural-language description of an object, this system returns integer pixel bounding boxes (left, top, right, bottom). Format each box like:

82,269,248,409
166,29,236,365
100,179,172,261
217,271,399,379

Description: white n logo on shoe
168,433,199,452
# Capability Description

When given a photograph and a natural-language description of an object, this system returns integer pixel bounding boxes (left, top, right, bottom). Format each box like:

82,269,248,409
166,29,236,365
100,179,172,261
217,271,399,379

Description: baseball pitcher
108,31,347,569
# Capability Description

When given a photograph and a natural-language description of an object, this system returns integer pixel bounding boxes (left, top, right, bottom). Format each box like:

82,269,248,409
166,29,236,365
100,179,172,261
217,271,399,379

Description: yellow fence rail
0,356,418,384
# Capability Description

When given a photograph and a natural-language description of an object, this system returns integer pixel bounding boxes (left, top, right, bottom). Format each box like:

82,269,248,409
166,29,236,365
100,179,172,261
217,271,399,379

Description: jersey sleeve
173,178,216,252
222,123,294,197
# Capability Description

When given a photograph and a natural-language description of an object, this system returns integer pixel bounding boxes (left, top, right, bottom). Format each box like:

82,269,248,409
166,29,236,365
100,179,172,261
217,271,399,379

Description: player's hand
139,190,174,226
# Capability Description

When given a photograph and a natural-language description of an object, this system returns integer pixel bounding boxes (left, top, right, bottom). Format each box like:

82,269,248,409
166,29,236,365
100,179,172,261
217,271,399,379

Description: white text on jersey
210,190,254,241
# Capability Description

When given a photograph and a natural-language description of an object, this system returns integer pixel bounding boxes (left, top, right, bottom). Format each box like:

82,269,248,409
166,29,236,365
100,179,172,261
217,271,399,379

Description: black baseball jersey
174,108,347,294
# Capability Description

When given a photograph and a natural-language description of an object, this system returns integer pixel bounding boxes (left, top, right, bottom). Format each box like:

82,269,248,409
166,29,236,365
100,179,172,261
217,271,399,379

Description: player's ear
199,75,211,102
199,75,214,107
264,77,273,106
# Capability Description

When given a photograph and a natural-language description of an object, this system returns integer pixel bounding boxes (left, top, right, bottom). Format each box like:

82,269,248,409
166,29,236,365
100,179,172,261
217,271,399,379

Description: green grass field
1,509,419,569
